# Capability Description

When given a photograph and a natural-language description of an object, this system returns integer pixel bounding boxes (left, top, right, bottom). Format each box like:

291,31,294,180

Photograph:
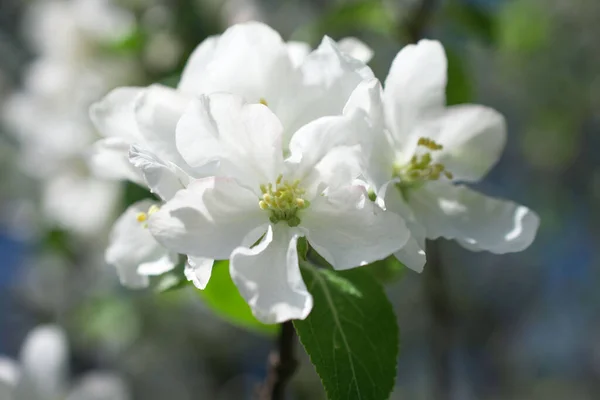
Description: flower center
393,137,453,191
259,174,309,227
136,205,160,228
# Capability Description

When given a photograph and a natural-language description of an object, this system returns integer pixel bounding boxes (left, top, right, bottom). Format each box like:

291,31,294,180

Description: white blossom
88,21,373,187
147,93,410,323
105,200,179,288
352,40,540,273
88,21,374,287
0,325,129,400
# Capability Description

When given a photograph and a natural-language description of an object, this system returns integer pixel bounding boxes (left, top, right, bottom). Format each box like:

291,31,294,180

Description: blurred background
0,0,598,399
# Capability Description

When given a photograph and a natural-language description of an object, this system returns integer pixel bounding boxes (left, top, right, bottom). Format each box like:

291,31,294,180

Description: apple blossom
349,40,540,273
88,21,374,189
147,93,410,323
88,21,375,288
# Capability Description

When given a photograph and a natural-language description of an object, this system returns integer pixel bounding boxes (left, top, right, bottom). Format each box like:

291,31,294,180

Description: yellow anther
259,98,268,106
136,212,147,223
393,138,454,187
258,175,309,226
418,137,444,150
136,205,160,227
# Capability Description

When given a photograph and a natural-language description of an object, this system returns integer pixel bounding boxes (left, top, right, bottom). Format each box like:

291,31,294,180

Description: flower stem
257,321,298,400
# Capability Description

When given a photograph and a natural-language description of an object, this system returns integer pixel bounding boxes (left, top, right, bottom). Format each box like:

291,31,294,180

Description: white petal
302,36,374,86
0,357,19,399
287,110,369,194
176,22,292,103
343,78,395,190
393,234,426,273
184,256,214,290
283,36,374,137
343,78,385,125
137,253,180,276
177,35,219,93
381,185,426,273
422,105,507,182
304,145,365,197
149,177,266,259
176,93,283,190
384,39,447,144
302,185,410,270
337,37,374,63
66,372,130,400
105,200,177,289
88,138,144,184
89,87,143,141
134,84,192,169
129,145,192,201
286,41,311,67
16,325,67,400
409,182,540,253
230,225,312,323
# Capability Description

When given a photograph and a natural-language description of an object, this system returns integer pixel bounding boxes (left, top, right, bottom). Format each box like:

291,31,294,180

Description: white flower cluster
89,22,540,323
2,0,136,236
0,325,129,400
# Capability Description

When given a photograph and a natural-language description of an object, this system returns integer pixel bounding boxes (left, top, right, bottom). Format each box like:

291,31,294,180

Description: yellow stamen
393,137,453,187
258,175,309,226
136,212,147,223
259,98,268,106
136,205,161,228
418,137,444,150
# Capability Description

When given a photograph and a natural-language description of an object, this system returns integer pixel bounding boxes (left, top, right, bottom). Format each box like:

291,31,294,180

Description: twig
257,321,298,400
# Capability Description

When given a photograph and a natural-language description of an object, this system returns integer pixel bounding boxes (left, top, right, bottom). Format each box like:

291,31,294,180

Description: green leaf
294,265,399,400
198,261,277,335
297,237,309,261
367,255,406,284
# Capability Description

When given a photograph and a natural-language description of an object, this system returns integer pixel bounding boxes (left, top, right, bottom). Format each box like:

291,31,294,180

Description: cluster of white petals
353,41,540,272
89,22,539,323
0,325,129,400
